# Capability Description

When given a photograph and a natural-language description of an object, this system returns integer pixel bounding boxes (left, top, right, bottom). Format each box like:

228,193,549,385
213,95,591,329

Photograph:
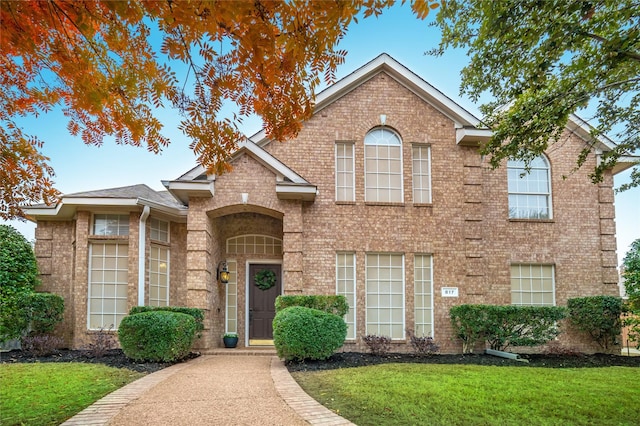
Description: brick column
186,200,215,349
598,174,619,289
462,152,487,297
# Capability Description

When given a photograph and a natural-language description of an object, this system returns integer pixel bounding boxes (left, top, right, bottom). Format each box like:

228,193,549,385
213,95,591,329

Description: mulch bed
286,351,640,372
0,349,200,374
3,349,638,374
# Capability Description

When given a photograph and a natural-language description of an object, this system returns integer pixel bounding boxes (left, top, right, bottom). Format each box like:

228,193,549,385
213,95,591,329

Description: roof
23,184,187,221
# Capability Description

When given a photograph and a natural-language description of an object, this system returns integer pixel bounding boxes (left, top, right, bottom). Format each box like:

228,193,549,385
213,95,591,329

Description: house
24,54,635,353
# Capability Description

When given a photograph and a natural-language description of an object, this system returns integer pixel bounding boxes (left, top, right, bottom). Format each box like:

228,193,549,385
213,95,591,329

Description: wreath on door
254,269,276,291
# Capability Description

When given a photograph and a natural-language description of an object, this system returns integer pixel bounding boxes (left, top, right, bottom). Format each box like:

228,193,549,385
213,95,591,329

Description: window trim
507,155,553,220
87,242,129,330
92,213,130,236
414,254,434,337
335,141,356,202
510,263,556,306
364,127,404,203
365,252,406,340
148,244,170,307
150,218,170,244
411,143,432,204
336,252,357,340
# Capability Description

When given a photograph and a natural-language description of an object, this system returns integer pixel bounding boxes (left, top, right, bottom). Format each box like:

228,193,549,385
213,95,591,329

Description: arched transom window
364,128,403,202
507,155,552,219
226,235,282,255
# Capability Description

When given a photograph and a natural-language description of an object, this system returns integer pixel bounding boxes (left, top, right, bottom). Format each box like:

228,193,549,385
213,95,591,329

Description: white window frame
364,128,404,203
226,234,282,255
150,218,169,243
88,243,129,330
510,264,556,306
412,144,432,204
149,244,169,307
93,214,129,236
335,142,355,202
507,155,552,219
414,254,434,337
225,260,238,334
336,252,356,340
365,253,405,339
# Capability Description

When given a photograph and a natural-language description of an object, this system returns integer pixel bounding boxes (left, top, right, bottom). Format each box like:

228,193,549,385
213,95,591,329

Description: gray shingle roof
65,184,184,208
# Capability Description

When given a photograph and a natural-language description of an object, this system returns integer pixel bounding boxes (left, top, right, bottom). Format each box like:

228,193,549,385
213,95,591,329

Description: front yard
292,363,640,425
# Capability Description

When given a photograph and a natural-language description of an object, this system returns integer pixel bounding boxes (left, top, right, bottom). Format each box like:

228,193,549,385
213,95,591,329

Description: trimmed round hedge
118,311,197,362
273,306,347,361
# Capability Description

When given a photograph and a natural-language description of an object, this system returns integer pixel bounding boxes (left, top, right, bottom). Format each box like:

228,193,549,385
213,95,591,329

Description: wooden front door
249,263,281,340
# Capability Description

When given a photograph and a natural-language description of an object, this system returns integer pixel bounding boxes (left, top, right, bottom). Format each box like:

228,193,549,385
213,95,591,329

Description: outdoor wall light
217,261,230,284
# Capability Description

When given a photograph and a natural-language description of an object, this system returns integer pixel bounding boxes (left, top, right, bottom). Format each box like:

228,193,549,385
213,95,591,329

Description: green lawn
0,363,144,426
292,364,640,426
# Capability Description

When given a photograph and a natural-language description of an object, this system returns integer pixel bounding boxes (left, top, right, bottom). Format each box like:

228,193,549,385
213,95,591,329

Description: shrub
21,334,63,357
25,293,65,335
0,225,39,342
406,330,440,356
449,305,490,353
483,305,566,351
275,295,349,317
85,325,116,358
129,306,204,336
273,306,347,361
568,296,623,350
118,311,197,362
450,304,567,352
363,335,392,356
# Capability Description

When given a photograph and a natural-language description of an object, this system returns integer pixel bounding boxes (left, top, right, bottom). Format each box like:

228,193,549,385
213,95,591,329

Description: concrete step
201,348,278,356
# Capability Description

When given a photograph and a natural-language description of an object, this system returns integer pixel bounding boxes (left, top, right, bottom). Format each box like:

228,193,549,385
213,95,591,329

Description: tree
431,0,639,188
0,224,39,342
0,0,440,220
622,238,640,348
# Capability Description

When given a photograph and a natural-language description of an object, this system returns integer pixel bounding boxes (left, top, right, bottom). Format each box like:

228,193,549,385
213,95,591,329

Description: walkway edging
270,357,355,425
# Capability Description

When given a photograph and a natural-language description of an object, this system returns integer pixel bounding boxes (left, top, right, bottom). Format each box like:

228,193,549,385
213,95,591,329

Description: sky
3,3,639,264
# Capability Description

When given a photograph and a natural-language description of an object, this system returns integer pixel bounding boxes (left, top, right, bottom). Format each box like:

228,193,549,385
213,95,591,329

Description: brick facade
30,55,623,353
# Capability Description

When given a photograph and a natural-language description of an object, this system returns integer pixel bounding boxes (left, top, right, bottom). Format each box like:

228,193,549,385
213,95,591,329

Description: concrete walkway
61,354,354,426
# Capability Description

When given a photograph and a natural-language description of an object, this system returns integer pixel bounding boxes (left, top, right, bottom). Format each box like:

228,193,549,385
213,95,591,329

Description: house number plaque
441,287,459,297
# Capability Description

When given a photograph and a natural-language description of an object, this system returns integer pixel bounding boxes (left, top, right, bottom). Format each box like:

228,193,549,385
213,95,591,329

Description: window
225,260,238,334
366,253,404,339
149,219,169,307
226,235,282,255
150,218,169,243
412,145,431,204
511,264,555,306
93,214,129,236
149,245,169,307
507,156,551,219
336,252,356,339
414,254,433,337
336,142,355,202
365,128,403,202
88,243,129,329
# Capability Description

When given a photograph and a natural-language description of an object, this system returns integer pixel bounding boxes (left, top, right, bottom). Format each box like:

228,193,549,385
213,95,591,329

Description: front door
248,263,281,341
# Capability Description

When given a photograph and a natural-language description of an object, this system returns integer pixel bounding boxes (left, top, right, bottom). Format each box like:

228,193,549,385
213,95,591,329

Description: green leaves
568,295,624,350
432,0,640,188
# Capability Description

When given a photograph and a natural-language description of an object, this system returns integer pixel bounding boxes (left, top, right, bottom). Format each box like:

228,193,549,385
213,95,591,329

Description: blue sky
4,3,639,262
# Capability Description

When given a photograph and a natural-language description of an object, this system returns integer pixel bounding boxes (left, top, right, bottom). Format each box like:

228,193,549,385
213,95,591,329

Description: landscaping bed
0,349,200,373
286,351,640,372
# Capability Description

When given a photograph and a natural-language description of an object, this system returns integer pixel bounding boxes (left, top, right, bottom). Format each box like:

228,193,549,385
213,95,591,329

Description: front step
201,348,278,356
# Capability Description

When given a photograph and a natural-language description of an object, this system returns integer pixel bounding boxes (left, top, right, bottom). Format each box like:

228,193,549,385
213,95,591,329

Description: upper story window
150,218,169,243
412,144,432,204
335,142,355,202
93,214,129,236
364,128,403,203
507,155,552,219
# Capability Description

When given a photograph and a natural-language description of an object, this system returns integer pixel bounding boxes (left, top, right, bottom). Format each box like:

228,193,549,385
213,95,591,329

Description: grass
0,363,144,426
292,364,640,426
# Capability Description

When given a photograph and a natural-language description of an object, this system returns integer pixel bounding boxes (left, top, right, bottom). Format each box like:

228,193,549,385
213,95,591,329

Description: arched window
364,128,403,202
507,155,552,219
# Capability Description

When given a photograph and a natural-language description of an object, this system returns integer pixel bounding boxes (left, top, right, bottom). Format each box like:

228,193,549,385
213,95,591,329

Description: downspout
138,205,150,306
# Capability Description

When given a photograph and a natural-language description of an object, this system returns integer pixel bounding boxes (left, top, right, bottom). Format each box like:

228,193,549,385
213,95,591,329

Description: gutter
137,205,150,306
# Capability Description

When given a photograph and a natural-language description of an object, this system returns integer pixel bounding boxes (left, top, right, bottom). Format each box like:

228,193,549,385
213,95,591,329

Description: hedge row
129,306,204,335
